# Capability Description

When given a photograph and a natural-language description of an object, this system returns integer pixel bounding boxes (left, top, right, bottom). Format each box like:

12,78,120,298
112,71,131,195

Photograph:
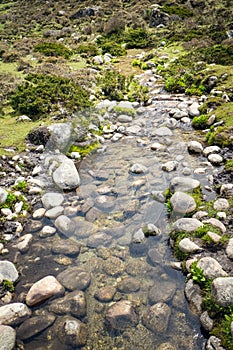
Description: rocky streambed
0,70,232,350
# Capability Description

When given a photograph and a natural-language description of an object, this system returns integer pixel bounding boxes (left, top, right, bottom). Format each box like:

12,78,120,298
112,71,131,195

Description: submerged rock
55,316,88,347
105,300,139,330
143,302,171,333
17,314,56,340
56,267,91,291
49,290,86,317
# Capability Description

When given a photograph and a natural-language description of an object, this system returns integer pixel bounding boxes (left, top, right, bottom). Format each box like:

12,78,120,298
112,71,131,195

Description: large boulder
53,157,80,190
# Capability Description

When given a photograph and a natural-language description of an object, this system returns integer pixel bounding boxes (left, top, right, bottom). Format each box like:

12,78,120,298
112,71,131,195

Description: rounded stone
56,267,91,291
45,206,64,219
170,177,200,192
17,315,56,340
170,191,196,214
55,316,88,347
173,218,203,233
51,239,81,256
142,302,171,333
187,141,203,153
148,280,176,304
197,257,227,279
39,226,56,238
212,277,233,306
49,290,86,317
54,215,75,236
0,260,18,282
0,303,31,326
117,277,140,293
25,220,43,233
32,208,46,219
41,192,64,209
0,188,8,205
94,286,116,302
0,325,16,350
213,198,229,211
105,300,139,330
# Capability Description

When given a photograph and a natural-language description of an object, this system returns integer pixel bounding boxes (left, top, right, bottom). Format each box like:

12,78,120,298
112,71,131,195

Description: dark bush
76,43,99,56
162,5,193,18
34,42,72,58
197,44,233,65
125,28,152,48
100,70,126,101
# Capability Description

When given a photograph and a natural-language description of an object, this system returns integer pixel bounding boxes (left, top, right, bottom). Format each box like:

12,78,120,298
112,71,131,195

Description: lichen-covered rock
197,257,227,279
0,260,19,282
0,325,16,350
212,277,233,306
0,303,31,326
55,316,88,347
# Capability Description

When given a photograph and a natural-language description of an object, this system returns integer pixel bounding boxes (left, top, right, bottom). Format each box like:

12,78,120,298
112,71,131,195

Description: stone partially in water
148,280,176,304
25,220,43,233
13,233,33,253
170,177,200,193
56,267,91,291
51,238,81,256
105,300,139,330
184,279,202,315
17,314,56,340
52,158,80,190
45,206,64,219
170,191,196,214
26,275,65,306
55,316,88,347
0,303,31,326
49,290,86,317
41,192,64,209
142,302,171,333
130,163,148,174
0,325,16,350
54,215,75,236
94,286,116,302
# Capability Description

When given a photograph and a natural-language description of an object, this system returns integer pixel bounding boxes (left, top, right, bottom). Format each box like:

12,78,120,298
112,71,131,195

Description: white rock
226,238,233,259
53,158,80,190
0,303,31,326
1,208,12,216
170,192,196,214
188,102,200,117
14,201,23,214
13,234,33,253
213,198,229,210
179,238,202,253
39,226,56,238
197,257,227,279
0,188,8,205
41,193,64,209
187,141,203,153
130,163,148,174
203,146,221,157
0,325,16,350
45,206,64,219
0,261,18,282
33,208,46,219
173,218,203,233
161,161,178,172
203,218,226,233
208,154,223,164
55,215,75,235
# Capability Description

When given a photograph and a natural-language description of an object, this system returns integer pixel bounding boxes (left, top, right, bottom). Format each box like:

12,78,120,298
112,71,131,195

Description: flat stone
170,177,200,192
73,218,97,238
0,325,16,350
203,146,221,157
87,232,112,248
55,316,88,347
45,206,64,219
130,163,148,174
197,257,227,279
0,260,18,282
0,303,31,326
51,239,81,256
148,280,176,304
117,277,140,293
173,218,203,232
95,195,115,211
49,290,86,317
157,343,177,350
105,300,139,330
142,302,171,333
212,277,233,306
150,142,166,151
203,218,226,233
154,127,173,137
213,198,229,210
41,192,64,209
32,208,46,219
25,220,43,233
117,114,133,123
26,275,65,306
117,101,134,109
170,191,196,214
17,314,56,340
57,267,91,291
94,286,116,302
178,238,202,253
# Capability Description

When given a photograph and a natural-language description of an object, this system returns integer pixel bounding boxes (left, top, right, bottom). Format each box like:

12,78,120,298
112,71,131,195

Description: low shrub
100,70,126,101
34,42,72,59
76,43,99,56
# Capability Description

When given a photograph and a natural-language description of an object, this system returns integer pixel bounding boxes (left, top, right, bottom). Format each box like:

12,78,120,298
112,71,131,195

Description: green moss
76,43,99,56
225,159,233,171
69,141,100,158
3,280,15,293
12,181,27,192
162,5,193,18
113,106,136,116
192,114,209,129
99,70,126,101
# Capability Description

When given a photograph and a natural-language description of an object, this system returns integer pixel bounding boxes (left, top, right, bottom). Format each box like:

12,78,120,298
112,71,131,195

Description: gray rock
188,102,200,117
87,232,112,247
151,190,166,203
0,260,18,282
55,215,75,236
45,206,64,219
170,191,196,214
94,286,116,302
39,225,56,238
53,158,80,190
132,228,145,243
117,114,133,123
170,177,200,192
148,280,176,304
13,234,33,253
203,218,226,233
161,161,178,172
187,141,203,153
57,267,91,291
184,279,202,315
154,127,173,137
25,220,43,233
49,290,86,317
117,277,140,293
95,195,115,211
142,223,161,236
33,208,46,219
150,142,166,151
117,101,134,109
55,316,88,347
0,188,8,205
73,218,97,238
178,238,202,253
208,154,223,164
26,275,65,306
220,183,233,196
212,277,233,306
173,218,203,232
51,239,81,256
17,314,56,340
105,300,139,330
130,163,148,174
197,257,227,279
206,336,225,350
200,311,213,332
126,125,141,134
0,325,16,350
41,192,64,209
203,146,221,157
226,238,233,259
143,302,171,333
47,123,73,152
213,198,229,211
0,303,31,326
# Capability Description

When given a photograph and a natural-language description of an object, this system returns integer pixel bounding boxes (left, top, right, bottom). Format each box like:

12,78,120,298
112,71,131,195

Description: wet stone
170,191,196,214
103,256,125,276
148,280,176,304
94,286,116,302
117,277,140,293
0,325,16,350
41,192,64,209
142,302,171,334
51,239,81,256
105,300,139,330
55,316,88,347
0,303,31,326
187,141,203,153
26,275,65,306
39,226,56,238
25,220,43,233
200,311,214,332
85,207,101,222
170,177,200,193
56,267,91,291
95,195,115,211
13,233,33,253
54,215,75,235
130,163,148,174
17,314,56,340
45,206,64,219
184,279,202,315
73,218,97,238
49,290,86,317
161,161,178,172
87,232,112,248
